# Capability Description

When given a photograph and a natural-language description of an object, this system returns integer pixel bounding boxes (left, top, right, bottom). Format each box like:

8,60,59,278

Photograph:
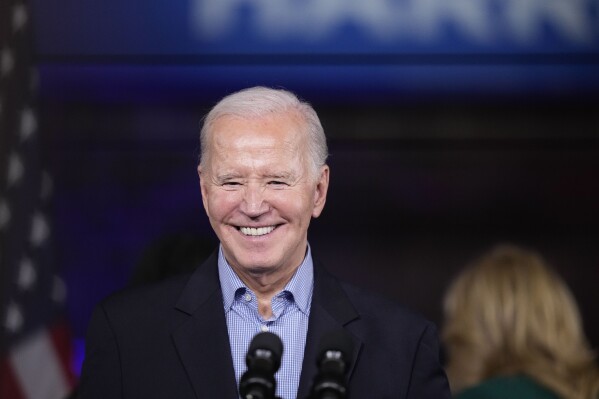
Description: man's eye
268,181,287,186
223,182,241,187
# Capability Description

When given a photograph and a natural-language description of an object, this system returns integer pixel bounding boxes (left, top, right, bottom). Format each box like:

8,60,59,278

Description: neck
221,244,309,318
238,266,297,319
244,272,291,297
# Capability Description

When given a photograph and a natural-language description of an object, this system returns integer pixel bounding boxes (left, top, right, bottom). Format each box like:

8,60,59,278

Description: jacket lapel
171,253,362,399
297,263,363,399
171,252,239,399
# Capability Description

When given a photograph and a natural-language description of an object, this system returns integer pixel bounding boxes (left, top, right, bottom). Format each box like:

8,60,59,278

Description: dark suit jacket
79,251,450,399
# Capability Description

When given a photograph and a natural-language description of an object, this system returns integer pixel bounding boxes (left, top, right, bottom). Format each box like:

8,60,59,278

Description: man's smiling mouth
238,226,276,236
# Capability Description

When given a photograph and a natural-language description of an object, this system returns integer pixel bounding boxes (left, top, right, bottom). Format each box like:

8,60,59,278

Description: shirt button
260,325,269,332
244,293,251,302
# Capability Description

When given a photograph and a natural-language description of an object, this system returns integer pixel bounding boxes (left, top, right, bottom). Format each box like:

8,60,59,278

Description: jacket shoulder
339,279,433,331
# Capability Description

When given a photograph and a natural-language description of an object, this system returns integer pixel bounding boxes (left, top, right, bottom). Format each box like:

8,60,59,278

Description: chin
239,258,279,273
226,250,275,269
243,265,277,276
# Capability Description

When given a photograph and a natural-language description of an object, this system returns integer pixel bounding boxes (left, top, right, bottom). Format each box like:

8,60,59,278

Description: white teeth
239,226,275,236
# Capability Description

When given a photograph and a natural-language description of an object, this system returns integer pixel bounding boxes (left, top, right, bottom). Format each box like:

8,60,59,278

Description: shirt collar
217,244,314,315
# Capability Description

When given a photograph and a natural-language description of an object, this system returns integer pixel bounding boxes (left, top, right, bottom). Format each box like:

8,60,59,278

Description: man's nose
240,184,269,217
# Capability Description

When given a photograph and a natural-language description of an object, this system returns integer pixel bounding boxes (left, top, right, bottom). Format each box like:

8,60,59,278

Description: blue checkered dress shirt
218,245,314,399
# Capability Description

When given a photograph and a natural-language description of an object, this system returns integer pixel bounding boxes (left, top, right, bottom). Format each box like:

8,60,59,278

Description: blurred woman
442,244,599,399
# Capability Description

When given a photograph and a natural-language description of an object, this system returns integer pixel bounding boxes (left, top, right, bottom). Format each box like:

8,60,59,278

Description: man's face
199,111,329,279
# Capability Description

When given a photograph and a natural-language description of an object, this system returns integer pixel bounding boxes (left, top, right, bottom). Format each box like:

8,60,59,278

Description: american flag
1,1,76,398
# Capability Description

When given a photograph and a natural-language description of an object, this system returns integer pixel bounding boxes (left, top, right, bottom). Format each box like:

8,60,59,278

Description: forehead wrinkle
214,130,303,160
210,147,300,180
210,110,306,146
213,134,298,158
207,114,312,179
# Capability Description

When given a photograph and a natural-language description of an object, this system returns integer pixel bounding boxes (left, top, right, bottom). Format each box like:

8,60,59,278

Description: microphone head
240,332,284,399
246,331,283,373
316,330,353,375
310,330,353,398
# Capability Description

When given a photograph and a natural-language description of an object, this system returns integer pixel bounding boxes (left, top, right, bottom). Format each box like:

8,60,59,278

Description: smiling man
79,87,450,399
199,93,328,318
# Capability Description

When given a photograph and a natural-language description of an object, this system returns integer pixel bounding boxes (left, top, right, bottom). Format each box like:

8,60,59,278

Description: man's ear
198,164,209,213
312,165,329,218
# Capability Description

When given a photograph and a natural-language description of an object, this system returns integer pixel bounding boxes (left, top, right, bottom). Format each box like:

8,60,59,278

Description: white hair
199,86,328,176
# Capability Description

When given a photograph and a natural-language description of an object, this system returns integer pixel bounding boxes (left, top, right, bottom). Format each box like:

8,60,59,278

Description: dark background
30,0,599,374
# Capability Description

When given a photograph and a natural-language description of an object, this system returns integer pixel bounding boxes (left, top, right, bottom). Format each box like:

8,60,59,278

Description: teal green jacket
455,375,560,399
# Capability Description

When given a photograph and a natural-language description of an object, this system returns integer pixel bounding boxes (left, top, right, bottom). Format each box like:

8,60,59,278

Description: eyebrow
214,171,296,183
214,173,242,183
264,172,295,180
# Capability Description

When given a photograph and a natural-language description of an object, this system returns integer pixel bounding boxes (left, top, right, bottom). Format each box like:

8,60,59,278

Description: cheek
206,191,241,218
270,190,314,215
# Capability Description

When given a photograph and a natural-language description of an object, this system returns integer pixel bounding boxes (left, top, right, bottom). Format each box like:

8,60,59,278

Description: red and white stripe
1,322,75,399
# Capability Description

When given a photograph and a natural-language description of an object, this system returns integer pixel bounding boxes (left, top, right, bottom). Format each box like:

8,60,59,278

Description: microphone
239,331,284,399
310,330,353,399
